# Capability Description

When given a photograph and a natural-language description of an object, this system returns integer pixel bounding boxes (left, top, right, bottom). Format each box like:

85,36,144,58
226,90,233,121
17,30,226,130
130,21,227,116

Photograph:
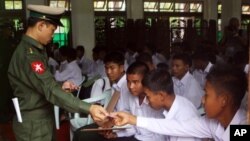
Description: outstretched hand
110,111,137,126
62,81,79,92
89,105,109,123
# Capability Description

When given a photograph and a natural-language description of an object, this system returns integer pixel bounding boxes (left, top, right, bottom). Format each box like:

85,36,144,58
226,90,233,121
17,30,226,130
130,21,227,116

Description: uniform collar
22,35,44,50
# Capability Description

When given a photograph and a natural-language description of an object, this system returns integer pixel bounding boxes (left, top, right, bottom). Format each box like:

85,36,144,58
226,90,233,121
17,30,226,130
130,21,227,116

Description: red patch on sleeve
31,61,45,74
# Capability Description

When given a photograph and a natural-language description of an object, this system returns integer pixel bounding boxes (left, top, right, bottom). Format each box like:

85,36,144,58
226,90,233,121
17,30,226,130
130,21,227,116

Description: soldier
8,4,108,141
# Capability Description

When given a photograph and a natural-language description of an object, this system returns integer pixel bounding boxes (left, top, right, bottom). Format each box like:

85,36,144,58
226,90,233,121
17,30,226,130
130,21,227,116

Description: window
218,3,222,14
49,0,71,11
53,18,70,47
5,0,22,10
242,5,250,15
94,0,126,11
144,0,202,13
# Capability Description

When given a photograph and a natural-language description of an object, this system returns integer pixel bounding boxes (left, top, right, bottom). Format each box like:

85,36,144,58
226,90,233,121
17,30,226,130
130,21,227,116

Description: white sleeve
54,66,72,82
136,116,213,139
90,79,104,98
116,126,137,137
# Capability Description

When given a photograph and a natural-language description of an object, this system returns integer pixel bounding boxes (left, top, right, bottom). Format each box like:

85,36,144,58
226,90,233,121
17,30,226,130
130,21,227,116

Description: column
203,0,218,21
221,0,241,30
127,0,143,20
71,0,95,59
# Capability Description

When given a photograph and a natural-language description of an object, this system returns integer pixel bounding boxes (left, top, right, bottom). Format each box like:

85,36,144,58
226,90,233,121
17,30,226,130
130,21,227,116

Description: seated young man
73,51,131,141
113,64,247,141
103,62,166,141
171,53,204,109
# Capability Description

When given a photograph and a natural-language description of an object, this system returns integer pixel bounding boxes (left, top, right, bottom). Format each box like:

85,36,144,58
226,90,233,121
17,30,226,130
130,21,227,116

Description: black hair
136,52,153,64
206,63,247,107
104,51,124,65
126,61,149,76
192,51,209,62
66,48,77,61
27,17,57,28
142,69,174,95
76,45,85,53
172,53,192,66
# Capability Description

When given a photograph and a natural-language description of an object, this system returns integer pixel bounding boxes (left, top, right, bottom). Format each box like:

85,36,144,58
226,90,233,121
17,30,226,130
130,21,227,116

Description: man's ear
220,93,229,107
157,91,165,101
37,21,46,32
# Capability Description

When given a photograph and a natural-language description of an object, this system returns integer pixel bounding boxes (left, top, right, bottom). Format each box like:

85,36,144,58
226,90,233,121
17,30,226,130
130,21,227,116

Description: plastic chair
69,89,112,140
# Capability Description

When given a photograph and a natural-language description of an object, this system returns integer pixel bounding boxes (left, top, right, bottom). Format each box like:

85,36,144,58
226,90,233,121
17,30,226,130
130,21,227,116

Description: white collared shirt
136,95,201,141
137,108,247,141
192,62,213,88
77,56,95,77
172,72,204,108
116,96,166,141
48,57,59,74
90,77,111,105
152,53,167,66
54,60,83,86
112,74,131,112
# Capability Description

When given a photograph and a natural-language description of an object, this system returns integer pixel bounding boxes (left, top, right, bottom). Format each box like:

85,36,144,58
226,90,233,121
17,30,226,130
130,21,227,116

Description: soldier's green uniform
8,34,91,140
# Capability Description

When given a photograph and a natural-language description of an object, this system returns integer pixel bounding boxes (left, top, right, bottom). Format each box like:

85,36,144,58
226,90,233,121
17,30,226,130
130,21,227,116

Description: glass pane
50,1,58,7
175,3,186,12
190,3,202,13
58,1,66,8
5,1,14,10
159,2,173,12
144,2,158,12
218,4,222,14
94,1,107,11
242,5,250,15
14,1,22,9
108,1,125,11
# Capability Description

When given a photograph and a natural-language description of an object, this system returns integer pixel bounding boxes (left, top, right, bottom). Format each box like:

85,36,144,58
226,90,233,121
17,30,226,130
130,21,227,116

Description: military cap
27,4,65,27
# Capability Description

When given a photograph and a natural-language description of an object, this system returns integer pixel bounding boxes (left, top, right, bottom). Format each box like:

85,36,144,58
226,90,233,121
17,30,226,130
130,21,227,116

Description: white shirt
90,77,111,105
93,59,106,77
54,60,83,86
59,60,68,72
48,57,59,74
116,96,166,141
152,53,167,66
113,74,131,112
192,62,213,88
172,72,204,108
137,108,247,141
77,56,95,76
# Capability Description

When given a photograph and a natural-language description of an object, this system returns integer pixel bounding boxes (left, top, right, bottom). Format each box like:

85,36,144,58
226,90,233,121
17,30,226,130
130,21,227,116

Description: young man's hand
110,112,137,126
62,81,79,92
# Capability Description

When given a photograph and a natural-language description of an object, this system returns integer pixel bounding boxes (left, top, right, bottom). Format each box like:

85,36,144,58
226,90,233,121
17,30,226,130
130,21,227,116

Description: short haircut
136,52,153,64
126,61,149,76
104,51,124,65
206,63,247,107
172,53,192,66
27,17,57,28
76,45,85,53
192,51,209,62
142,69,174,95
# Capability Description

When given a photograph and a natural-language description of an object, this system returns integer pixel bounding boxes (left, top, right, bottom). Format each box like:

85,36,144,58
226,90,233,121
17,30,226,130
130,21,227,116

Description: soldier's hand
111,112,137,126
62,81,79,92
89,105,109,123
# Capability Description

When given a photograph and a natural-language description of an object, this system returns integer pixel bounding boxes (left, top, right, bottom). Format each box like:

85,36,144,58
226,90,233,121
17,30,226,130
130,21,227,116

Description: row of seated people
47,45,248,141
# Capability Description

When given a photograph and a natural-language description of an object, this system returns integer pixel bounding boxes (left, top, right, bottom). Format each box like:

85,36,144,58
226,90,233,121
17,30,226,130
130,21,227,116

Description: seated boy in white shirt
103,62,166,141
171,53,204,109
113,63,247,141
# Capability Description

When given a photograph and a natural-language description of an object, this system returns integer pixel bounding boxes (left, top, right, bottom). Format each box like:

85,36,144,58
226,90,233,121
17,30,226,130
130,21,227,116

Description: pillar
71,0,95,59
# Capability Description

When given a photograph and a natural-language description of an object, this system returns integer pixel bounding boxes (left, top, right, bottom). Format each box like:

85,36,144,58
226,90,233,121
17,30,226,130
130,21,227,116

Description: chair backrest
73,89,112,124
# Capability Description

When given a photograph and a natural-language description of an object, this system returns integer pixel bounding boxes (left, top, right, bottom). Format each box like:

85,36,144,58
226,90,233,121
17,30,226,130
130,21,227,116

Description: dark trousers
73,123,139,141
